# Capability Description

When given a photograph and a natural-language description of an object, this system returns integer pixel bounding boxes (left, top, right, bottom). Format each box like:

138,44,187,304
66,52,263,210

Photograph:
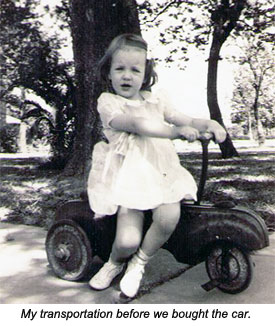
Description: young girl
87,34,226,298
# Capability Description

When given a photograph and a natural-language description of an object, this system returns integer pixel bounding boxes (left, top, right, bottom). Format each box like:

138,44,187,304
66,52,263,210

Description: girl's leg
89,207,144,290
141,202,181,256
120,202,181,297
111,206,144,262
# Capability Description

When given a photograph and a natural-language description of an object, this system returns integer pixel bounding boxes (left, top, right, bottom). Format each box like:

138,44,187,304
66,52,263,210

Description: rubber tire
46,220,92,281
206,244,253,294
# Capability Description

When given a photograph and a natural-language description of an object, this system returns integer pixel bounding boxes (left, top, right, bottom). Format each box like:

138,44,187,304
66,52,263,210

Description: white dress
87,91,197,216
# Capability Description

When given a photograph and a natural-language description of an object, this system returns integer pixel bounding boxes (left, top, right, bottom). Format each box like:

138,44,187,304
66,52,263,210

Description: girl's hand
177,126,200,142
207,122,227,143
214,128,227,143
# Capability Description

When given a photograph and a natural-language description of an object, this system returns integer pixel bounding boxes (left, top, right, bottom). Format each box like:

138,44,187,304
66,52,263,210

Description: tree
64,0,141,176
0,0,37,99
231,39,275,143
0,0,77,165
139,0,274,157
206,0,246,157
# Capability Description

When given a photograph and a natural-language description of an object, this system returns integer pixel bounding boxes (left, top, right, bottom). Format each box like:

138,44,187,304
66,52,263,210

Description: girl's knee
114,207,144,256
153,203,181,234
114,227,142,256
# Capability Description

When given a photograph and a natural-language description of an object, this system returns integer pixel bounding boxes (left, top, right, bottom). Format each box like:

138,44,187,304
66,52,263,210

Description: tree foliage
0,0,76,164
139,0,274,65
1,0,274,166
231,39,275,142
139,0,274,156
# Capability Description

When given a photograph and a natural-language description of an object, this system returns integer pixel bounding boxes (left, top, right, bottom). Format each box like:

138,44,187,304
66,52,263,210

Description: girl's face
109,45,146,100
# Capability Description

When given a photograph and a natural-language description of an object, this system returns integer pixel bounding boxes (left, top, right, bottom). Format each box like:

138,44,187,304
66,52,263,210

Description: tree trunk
247,109,253,140
64,0,140,177
207,0,247,158
207,37,239,158
252,84,265,145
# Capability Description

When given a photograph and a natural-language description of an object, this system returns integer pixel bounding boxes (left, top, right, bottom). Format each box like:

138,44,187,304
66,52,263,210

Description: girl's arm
110,114,181,139
110,111,226,143
166,111,226,143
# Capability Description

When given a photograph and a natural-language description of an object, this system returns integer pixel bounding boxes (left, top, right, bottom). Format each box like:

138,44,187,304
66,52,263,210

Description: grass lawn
0,145,274,232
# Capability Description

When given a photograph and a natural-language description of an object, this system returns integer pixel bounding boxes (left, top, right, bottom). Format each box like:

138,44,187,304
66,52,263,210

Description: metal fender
164,204,269,265
55,200,93,221
54,200,116,261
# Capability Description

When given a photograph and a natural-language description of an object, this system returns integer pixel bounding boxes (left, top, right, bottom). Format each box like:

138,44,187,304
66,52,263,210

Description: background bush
0,124,19,153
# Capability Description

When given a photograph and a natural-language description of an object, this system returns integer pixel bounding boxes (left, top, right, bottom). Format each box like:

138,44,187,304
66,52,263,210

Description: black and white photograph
0,0,274,323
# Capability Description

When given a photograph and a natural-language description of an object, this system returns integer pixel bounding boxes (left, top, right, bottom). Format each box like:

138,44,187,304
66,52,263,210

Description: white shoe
120,256,145,298
89,260,124,290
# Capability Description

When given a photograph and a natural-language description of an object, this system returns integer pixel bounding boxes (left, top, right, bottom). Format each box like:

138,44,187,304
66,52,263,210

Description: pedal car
46,134,269,294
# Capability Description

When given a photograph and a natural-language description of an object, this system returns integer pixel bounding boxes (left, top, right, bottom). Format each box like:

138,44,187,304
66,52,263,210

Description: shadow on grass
1,150,275,231
180,151,275,231
0,156,83,228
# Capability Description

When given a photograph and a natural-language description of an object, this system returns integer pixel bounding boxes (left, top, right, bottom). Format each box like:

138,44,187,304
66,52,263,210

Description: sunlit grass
0,207,12,220
220,187,247,199
242,175,275,182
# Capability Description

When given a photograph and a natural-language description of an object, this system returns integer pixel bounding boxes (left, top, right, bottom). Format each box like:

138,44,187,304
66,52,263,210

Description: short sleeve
97,93,123,128
155,89,178,124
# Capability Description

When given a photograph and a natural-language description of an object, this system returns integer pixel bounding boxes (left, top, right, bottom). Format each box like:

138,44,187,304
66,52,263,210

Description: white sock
134,248,153,266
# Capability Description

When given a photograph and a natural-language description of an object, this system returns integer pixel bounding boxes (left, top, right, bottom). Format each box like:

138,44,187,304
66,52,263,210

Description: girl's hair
97,33,157,91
